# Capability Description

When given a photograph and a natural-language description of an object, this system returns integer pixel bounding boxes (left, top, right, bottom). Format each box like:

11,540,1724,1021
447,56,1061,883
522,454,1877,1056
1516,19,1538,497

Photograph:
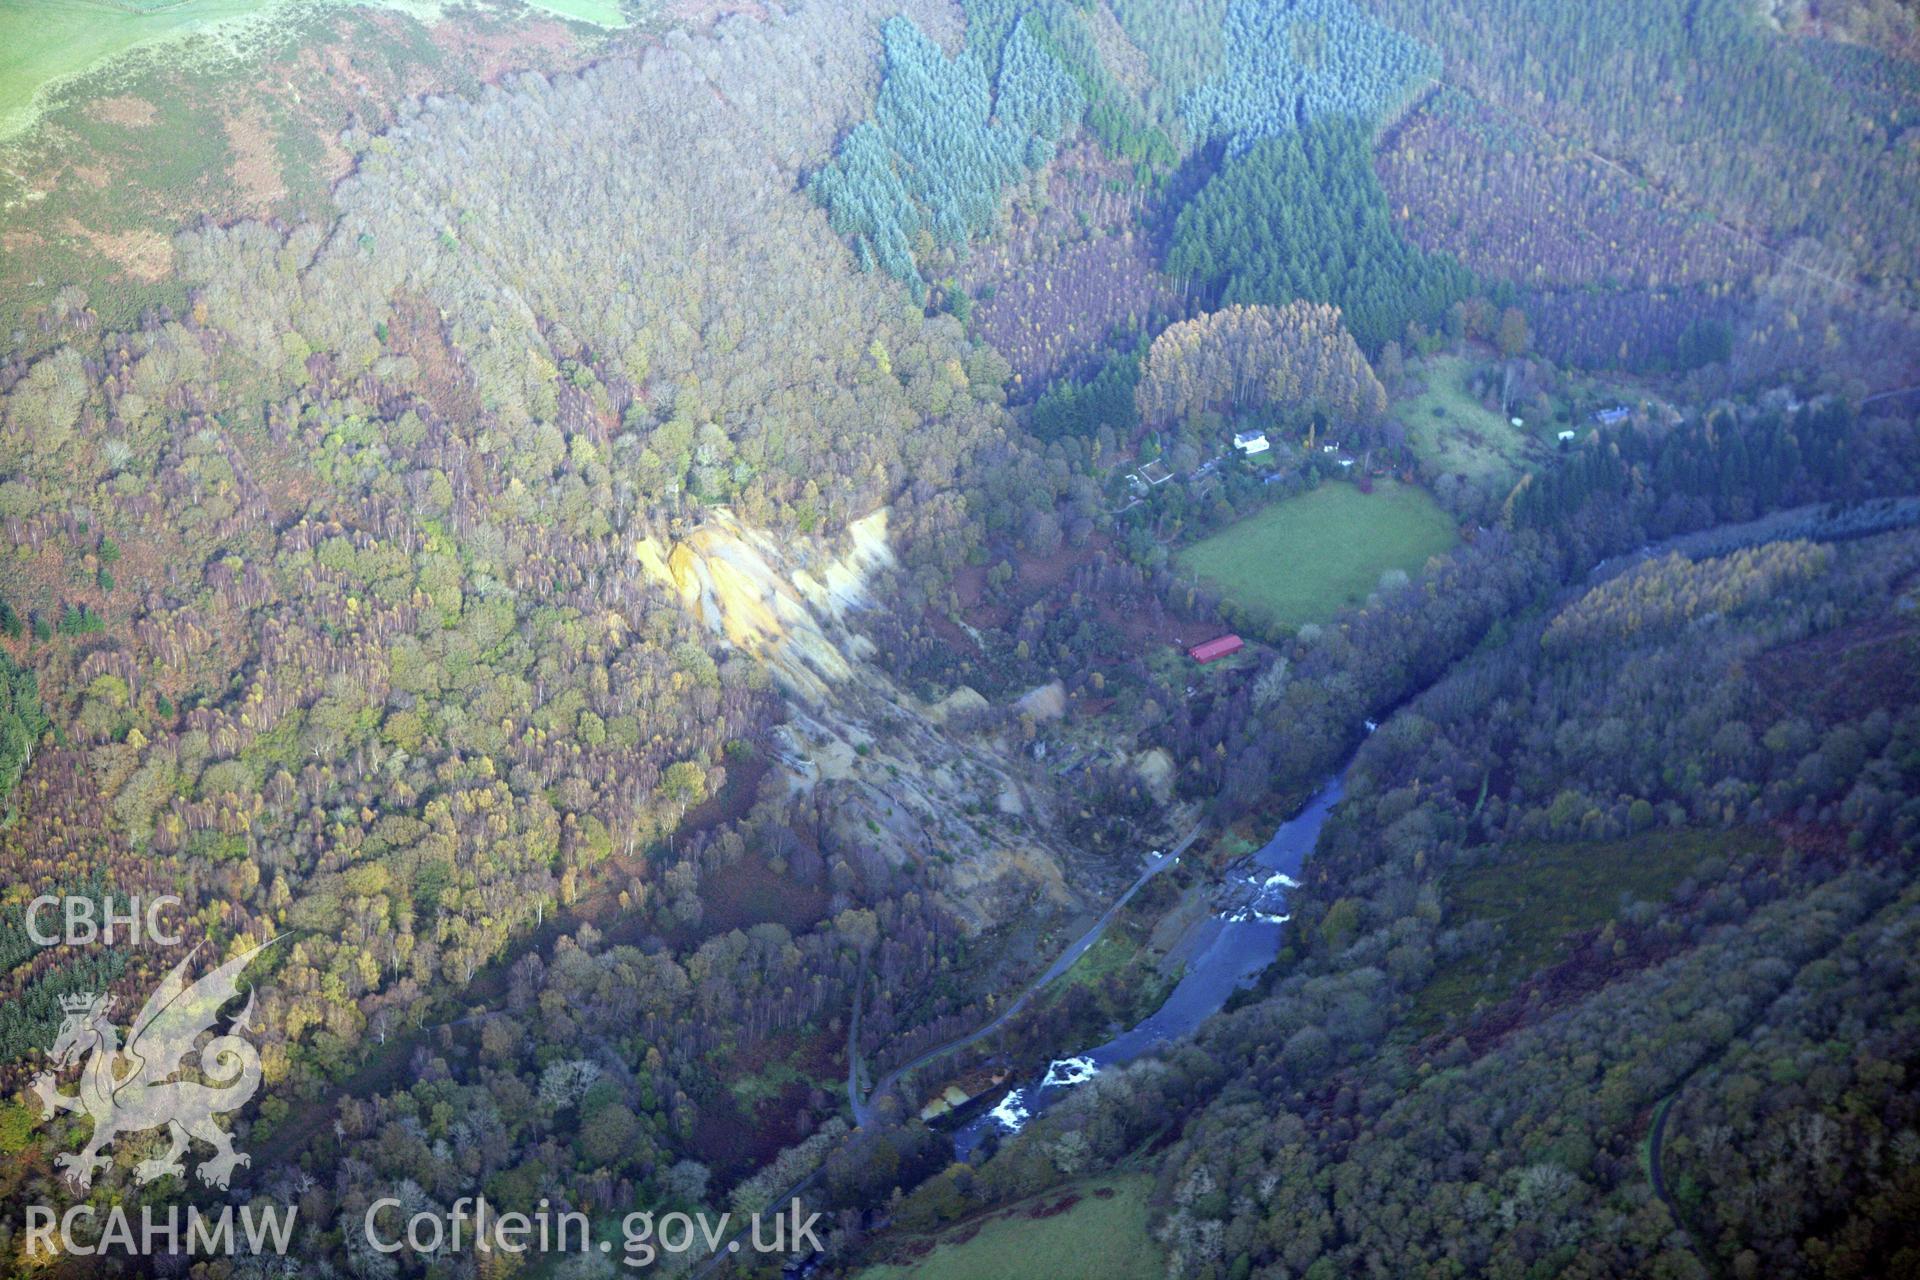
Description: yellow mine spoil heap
635,508,893,701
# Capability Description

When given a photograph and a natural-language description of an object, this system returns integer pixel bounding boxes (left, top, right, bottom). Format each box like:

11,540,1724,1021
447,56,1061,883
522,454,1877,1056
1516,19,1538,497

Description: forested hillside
1370,0,1920,298
1367,0,1920,385
0,0,1070,1223
0,655,46,817
1183,0,1436,153
811,14,1082,294
1134,303,1386,427
0,1,1916,1276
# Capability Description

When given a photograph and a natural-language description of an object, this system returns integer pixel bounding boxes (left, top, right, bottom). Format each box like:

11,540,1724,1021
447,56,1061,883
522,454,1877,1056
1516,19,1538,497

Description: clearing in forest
1175,480,1458,627
1410,827,1778,1033
1395,354,1552,481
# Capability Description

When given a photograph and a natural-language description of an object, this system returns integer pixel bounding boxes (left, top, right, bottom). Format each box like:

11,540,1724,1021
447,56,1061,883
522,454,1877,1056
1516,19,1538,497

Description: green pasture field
1174,479,1459,627
858,1176,1163,1280
523,0,626,24
0,0,627,140
1,0,273,138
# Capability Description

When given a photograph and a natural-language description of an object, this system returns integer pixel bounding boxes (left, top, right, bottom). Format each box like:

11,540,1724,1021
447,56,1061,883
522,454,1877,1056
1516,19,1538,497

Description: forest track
1862,382,1920,407
1644,886,1891,1279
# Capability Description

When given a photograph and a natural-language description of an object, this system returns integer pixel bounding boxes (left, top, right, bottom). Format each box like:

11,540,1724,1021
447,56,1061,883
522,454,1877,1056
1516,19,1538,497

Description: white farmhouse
1233,430,1270,456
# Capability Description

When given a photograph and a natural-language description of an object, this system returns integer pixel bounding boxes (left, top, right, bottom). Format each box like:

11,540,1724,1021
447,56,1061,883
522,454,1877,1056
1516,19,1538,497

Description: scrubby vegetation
1392,352,1554,486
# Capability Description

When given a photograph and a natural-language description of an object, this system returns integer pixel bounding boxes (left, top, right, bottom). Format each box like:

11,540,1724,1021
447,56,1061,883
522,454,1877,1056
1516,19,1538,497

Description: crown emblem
59,993,106,1016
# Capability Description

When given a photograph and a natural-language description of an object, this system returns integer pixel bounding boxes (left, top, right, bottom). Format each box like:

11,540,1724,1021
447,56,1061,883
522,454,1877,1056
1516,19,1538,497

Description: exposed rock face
1132,747,1175,804
637,507,892,701
1016,679,1067,721
640,508,1082,930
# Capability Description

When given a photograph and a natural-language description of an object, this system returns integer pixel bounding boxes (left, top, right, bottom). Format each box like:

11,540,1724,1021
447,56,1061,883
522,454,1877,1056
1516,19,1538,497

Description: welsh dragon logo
31,941,271,1191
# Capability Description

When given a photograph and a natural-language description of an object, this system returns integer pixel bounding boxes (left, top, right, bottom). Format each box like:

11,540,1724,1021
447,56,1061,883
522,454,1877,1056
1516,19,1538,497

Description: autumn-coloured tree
1134,302,1388,428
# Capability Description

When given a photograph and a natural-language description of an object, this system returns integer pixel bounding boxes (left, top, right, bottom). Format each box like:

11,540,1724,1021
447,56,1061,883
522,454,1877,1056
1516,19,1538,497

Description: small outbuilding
1188,635,1244,663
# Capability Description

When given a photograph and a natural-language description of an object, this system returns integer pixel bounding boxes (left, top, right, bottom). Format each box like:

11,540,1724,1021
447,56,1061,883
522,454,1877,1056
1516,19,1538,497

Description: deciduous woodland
0,0,1916,1277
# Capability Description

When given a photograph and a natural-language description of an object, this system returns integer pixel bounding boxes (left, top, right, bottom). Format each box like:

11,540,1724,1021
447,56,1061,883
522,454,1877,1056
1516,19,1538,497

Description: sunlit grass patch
1175,479,1458,628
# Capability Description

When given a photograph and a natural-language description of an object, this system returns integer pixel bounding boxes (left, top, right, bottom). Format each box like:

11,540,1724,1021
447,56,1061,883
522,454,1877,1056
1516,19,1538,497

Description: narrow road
847,951,868,1118
1643,897,1880,1280
849,822,1204,1127
1862,382,1920,407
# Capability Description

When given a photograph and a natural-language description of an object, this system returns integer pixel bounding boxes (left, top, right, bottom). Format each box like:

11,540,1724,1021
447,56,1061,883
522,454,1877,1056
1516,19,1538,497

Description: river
952,768,1353,1160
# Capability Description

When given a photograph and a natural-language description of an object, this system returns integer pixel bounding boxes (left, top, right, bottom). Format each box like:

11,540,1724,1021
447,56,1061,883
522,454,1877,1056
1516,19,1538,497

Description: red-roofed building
1187,635,1244,663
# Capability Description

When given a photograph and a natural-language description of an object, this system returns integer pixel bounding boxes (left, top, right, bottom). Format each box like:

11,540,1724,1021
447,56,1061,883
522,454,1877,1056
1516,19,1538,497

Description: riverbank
950,769,1348,1159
